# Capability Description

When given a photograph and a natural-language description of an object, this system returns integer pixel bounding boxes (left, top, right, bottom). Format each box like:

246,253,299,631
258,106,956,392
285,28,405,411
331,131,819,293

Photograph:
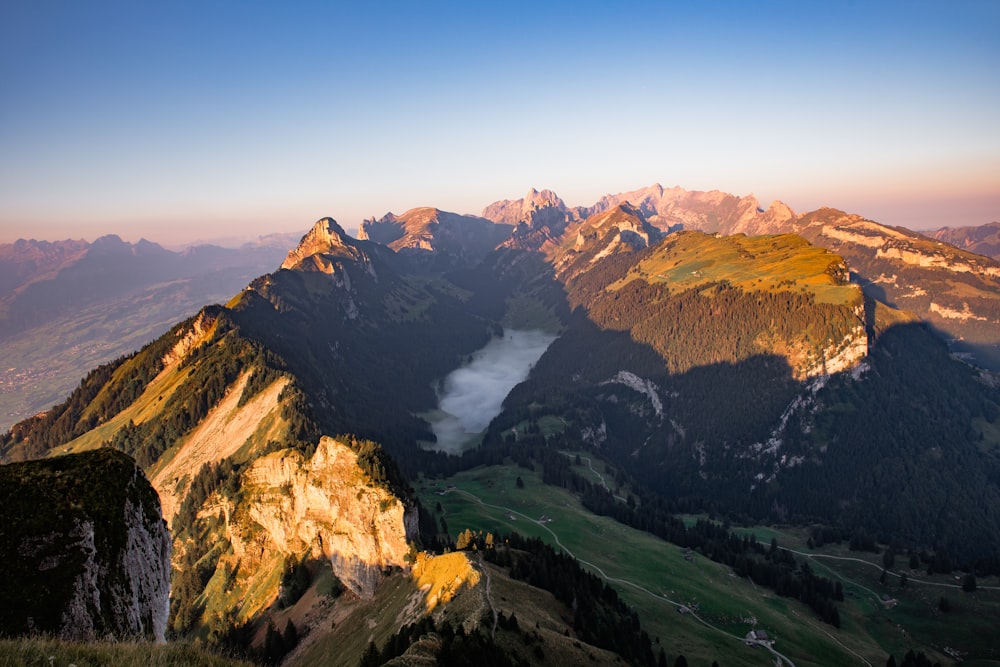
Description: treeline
776,323,1000,568
585,279,859,376
493,270,1000,569
337,433,413,503
886,650,943,667
360,616,515,667
0,307,293,467
579,482,844,626
229,265,498,461
172,457,240,532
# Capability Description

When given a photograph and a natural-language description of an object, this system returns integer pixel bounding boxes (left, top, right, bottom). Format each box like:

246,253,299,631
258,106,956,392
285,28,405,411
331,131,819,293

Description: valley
0,236,292,431
421,460,1000,666
3,186,1000,666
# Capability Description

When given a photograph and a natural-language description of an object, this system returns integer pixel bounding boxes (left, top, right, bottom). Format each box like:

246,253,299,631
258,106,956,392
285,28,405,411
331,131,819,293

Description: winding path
560,452,629,502
779,547,1000,592
447,488,798,667
477,553,499,640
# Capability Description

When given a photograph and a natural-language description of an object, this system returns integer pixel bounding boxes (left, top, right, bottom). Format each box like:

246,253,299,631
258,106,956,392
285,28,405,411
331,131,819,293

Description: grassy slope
730,524,1000,666
290,554,487,667
52,356,196,456
289,550,629,667
420,461,1000,666
610,232,859,306
0,267,269,433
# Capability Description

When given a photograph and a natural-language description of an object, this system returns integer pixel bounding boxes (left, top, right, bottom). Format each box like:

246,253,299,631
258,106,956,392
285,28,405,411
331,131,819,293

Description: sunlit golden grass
411,551,480,612
59,361,195,456
610,232,860,305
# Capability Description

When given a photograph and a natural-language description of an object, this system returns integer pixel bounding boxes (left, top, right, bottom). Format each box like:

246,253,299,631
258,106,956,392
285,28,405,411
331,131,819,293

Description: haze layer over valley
427,329,557,454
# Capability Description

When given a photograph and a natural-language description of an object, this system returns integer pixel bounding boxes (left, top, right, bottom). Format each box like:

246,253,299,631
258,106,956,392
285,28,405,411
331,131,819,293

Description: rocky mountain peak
481,187,569,228
356,207,513,265
280,217,373,275
585,202,659,242
929,222,1000,261
726,195,798,236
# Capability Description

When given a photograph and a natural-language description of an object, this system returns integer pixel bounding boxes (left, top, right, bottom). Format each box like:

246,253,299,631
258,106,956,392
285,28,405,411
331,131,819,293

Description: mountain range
929,222,1000,261
0,233,297,430
2,184,999,666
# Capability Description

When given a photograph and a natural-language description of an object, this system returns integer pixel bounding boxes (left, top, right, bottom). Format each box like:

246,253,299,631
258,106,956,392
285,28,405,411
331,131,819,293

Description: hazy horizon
2,1,997,247
2,183,999,249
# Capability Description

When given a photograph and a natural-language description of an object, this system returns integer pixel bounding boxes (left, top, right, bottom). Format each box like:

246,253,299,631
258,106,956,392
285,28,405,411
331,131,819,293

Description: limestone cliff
573,183,796,237
358,207,513,264
281,217,378,279
546,203,661,280
481,187,570,231
0,449,171,641
224,436,417,600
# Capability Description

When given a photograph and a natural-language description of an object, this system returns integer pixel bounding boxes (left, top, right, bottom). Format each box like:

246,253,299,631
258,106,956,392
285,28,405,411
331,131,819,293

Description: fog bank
427,329,556,454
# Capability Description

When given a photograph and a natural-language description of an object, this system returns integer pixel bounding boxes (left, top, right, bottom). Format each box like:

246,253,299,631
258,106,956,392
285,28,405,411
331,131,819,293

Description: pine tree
263,620,285,665
360,641,380,667
282,619,299,652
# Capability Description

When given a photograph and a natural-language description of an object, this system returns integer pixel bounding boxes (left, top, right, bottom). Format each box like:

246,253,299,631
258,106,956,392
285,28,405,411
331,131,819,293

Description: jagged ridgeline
4,189,1000,664
494,219,1000,565
0,218,501,649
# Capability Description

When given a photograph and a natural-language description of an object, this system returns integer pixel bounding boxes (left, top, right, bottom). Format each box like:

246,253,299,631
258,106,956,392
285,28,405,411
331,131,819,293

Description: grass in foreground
0,637,253,667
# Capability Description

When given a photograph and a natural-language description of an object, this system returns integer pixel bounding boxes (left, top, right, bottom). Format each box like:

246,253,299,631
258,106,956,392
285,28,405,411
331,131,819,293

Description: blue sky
1,0,998,245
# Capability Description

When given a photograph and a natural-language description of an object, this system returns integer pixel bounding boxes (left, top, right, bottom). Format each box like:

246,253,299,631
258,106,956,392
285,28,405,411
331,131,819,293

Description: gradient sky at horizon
1,0,998,246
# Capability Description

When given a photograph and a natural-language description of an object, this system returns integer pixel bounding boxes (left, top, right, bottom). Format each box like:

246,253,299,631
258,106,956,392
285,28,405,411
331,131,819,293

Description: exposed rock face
0,449,171,641
547,203,662,279
787,208,1000,368
281,217,378,279
152,371,289,526
484,183,797,243
358,207,513,264
227,436,417,599
929,222,1000,261
481,187,570,230
574,183,795,236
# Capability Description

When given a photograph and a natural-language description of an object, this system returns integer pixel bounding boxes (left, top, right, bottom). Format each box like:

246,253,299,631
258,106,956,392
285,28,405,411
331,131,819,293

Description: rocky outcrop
359,208,513,264
569,183,796,237
547,203,662,278
0,449,171,641
226,436,416,599
788,208,1000,369
481,187,570,230
281,217,378,279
